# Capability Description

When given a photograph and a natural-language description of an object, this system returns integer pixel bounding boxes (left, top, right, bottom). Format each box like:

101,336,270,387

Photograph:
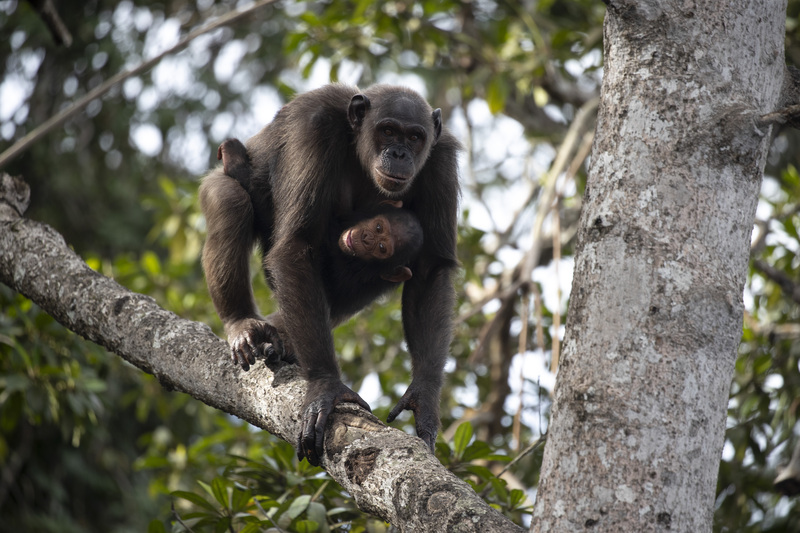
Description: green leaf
486,76,509,114
241,523,268,533
463,464,494,481
462,440,492,462
197,480,214,498
141,251,161,276
0,374,30,395
453,422,474,458
509,488,526,509
286,494,311,520
214,516,231,533
435,441,451,461
307,501,330,532
82,378,107,393
295,519,320,533
489,477,508,500
253,495,280,510
211,477,229,508
158,177,176,198
135,455,170,469
171,490,218,513
147,519,167,533
230,486,252,512
753,354,772,376
484,454,513,463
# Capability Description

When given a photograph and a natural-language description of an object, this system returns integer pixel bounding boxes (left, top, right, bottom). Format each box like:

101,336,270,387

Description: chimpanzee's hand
387,380,440,452
226,318,293,371
298,379,371,466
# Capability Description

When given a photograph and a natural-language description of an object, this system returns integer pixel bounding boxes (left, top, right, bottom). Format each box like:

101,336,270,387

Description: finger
299,417,317,465
314,409,329,464
302,412,321,466
340,391,371,412
296,435,304,462
297,431,312,463
230,347,239,365
241,333,257,366
263,344,280,365
356,396,372,412
270,334,285,357
386,402,404,423
232,337,254,370
417,426,437,452
232,345,251,371
297,409,312,462
388,391,414,422
414,409,439,452
260,324,284,355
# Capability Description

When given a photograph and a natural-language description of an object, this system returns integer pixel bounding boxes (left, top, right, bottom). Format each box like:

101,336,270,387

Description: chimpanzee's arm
389,262,455,450
199,169,284,369
264,235,370,465
387,129,461,450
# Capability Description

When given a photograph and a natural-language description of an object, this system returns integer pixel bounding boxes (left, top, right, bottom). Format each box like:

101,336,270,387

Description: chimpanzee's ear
381,265,412,283
348,94,371,129
431,108,442,143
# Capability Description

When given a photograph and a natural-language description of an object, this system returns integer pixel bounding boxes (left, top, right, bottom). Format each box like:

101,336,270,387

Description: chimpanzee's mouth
376,168,409,186
344,230,356,255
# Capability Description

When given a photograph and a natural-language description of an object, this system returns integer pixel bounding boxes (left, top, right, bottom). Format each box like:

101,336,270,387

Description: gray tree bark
0,173,523,533
532,1,787,531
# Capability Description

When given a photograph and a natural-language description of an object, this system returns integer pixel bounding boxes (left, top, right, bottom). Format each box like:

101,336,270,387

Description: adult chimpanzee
199,84,460,466
215,136,425,327
215,135,427,360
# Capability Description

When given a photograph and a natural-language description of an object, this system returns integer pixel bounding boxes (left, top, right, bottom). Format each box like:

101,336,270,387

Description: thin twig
171,502,197,533
758,104,800,126
549,195,562,372
512,292,530,452
253,496,288,532
0,0,279,169
29,0,73,46
518,97,599,283
455,98,598,326
478,434,546,498
497,437,546,480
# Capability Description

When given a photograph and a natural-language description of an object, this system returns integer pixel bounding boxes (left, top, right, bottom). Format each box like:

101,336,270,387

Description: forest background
0,0,798,531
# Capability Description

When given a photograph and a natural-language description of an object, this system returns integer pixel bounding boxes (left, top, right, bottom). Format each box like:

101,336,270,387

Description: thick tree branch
0,174,522,533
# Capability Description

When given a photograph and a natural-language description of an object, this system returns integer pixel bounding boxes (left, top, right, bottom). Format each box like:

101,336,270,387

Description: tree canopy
0,1,799,531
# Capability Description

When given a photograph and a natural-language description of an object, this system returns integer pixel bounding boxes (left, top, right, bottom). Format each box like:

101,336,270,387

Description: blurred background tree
0,0,797,531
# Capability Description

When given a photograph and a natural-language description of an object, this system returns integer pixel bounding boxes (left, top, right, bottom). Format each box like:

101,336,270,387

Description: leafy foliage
164,422,531,532
714,165,800,532
1,0,800,531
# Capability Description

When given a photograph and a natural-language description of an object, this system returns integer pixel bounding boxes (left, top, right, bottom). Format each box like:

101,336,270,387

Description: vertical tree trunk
532,2,785,531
